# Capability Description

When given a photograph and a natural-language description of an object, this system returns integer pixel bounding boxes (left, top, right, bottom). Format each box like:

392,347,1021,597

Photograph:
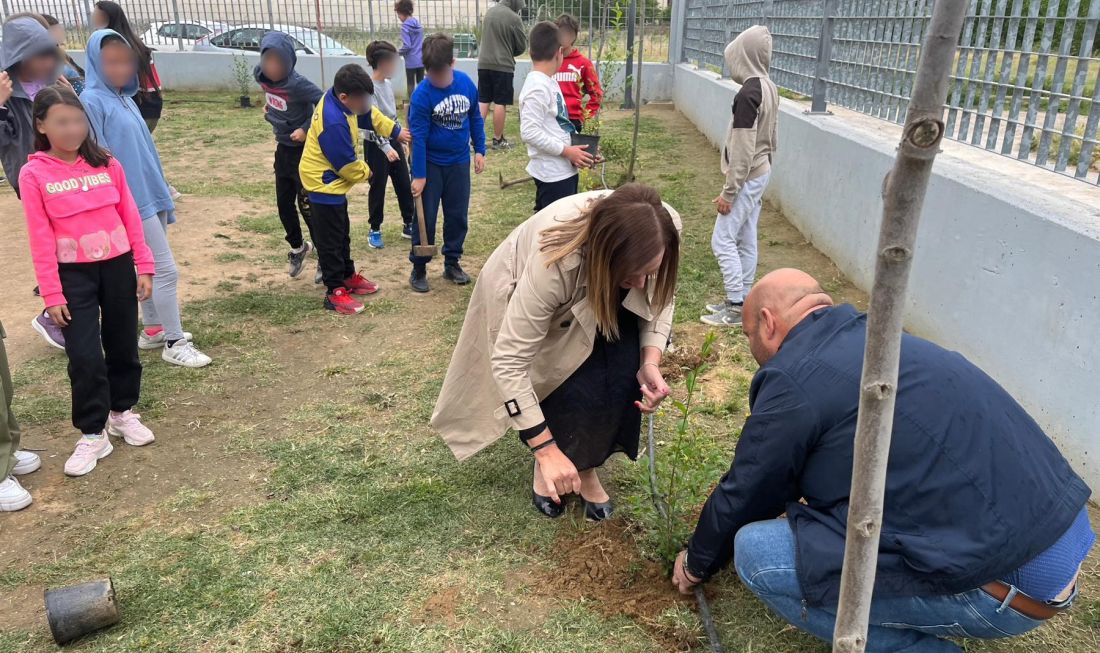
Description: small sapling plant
233,54,252,108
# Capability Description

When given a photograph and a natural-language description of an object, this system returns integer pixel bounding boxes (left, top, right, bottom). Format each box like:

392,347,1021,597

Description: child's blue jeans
410,161,471,267
733,519,1053,652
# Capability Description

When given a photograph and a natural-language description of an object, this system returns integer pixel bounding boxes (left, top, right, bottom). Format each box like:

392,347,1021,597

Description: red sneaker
324,288,365,315
344,272,379,295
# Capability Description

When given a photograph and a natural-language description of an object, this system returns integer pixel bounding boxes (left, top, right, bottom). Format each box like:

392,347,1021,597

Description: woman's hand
531,430,580,503
136,274,153,301
636,360,670,413
46,304,71,327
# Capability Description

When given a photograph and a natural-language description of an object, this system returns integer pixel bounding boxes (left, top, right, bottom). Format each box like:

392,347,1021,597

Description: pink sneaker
107,410,156,446
64,435,113,477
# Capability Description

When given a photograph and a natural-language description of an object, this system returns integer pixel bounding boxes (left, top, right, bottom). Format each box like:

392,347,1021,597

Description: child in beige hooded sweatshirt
701,26,779,327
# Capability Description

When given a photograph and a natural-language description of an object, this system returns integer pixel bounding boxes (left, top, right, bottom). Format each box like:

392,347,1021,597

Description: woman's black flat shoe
532,490,565,518
584,499,614,522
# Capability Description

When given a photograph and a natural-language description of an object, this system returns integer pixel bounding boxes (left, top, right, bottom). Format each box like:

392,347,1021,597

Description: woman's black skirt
540,303,642,471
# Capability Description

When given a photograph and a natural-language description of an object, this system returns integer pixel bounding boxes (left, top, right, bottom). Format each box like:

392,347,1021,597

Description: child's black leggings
365,137,415,231
274,143,314,249
59,254,142,434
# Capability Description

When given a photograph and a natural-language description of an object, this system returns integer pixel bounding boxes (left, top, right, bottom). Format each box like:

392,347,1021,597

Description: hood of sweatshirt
84,29,139,97
501,0,525,13
724,25,771,85
254,31,297,86
1,16,62,98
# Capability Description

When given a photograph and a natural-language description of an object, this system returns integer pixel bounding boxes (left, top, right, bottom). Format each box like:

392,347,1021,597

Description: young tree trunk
625,0,645,181
831,2,969,652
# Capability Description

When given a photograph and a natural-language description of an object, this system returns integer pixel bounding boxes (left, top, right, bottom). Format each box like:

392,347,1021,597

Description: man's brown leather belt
980,581,1065,620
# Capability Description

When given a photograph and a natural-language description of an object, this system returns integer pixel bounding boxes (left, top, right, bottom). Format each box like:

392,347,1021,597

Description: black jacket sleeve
685,367,818,579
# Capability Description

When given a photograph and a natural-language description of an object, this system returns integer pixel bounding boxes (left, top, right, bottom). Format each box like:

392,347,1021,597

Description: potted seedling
232,54,252,108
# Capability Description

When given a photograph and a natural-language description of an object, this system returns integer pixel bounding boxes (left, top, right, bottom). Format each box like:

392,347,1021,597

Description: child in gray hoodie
254,31,324,279
701,25,779,328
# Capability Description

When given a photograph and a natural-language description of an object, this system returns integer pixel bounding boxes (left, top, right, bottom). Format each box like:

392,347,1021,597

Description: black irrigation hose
646,414,724,653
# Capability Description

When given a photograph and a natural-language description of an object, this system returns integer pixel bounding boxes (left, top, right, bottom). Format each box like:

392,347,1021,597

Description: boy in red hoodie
553,14,602,132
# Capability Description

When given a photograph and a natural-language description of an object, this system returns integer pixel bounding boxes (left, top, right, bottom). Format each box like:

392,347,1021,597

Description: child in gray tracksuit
701,25,779,328
364,40,415,246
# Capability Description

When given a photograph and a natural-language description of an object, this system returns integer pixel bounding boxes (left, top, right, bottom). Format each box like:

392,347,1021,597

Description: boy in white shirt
518,21,593,211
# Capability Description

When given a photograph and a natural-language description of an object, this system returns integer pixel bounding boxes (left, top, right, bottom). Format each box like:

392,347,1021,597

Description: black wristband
529,438,556,453
517,421,548,443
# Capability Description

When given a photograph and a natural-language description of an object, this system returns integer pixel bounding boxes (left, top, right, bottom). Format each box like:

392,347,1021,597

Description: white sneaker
0,476,32,511
162,340,212,368
138,330,193,350
64,435,113,477
12,450,41,475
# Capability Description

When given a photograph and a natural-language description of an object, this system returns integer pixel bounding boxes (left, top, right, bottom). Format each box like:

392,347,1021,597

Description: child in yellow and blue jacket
299,63,410,315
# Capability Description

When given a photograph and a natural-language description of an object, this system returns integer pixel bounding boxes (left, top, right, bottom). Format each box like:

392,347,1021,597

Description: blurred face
48,24,66,47
36,101,89,154
620,249,663,290
337,92,371,115
560,28,577,52
261,51,287,81
92,8,109,30
396,11,409,21
100,40,136,89
376,56,397,79
19,51,59,82
426,64,453,89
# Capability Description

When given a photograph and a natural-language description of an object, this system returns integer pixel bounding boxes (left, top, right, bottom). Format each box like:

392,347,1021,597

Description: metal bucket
44,578,120,645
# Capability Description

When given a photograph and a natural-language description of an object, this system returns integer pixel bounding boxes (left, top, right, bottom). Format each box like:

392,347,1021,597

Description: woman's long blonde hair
539,184,679,339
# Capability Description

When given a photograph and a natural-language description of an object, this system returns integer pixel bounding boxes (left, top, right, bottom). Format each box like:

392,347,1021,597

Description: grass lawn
0,92,1096,653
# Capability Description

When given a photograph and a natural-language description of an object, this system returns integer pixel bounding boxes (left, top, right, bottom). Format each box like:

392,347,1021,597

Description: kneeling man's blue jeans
734,519,1056,652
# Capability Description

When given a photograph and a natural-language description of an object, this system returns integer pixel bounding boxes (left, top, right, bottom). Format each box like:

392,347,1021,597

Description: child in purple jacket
394,0,424,92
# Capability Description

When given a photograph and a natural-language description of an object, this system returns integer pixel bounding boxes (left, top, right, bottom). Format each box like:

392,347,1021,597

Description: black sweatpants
312,200,355,291
365,137,415,231
405,66,425,93
58,254,142,435
534,174,579,212
274,143,314,249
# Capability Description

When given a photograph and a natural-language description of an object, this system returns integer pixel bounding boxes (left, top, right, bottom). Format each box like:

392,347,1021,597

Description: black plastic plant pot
45,578,121,645
570,132,600,155
239,95,252,108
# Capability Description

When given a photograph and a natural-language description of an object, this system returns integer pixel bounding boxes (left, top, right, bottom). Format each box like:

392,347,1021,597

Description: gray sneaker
287,241,313,278
700,304,743,327
314,262,323,285
705,301,738,313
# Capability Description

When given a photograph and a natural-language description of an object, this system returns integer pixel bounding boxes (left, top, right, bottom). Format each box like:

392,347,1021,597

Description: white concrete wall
68,50,673,102
674,62,1100,490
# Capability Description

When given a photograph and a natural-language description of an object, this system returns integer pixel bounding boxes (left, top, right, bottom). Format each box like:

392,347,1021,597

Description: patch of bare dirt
537,520,701,652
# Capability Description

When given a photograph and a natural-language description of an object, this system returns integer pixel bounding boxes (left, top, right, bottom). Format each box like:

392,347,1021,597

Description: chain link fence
681,0,1100,184
0,0,670,59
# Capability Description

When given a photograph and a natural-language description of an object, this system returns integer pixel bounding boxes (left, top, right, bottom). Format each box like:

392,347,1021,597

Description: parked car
140,20,228,50
194,24,355,57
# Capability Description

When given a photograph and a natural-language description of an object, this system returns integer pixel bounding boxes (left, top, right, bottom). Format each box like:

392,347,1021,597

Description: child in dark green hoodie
254,31,324,279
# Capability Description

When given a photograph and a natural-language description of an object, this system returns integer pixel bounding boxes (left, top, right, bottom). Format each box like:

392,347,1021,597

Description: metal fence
681,0,1100,184
0,0,671,59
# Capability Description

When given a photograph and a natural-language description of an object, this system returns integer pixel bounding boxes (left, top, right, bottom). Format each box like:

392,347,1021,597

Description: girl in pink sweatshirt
19,85,158,478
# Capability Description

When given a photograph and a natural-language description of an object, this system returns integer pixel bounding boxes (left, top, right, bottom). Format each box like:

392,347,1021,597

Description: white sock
82,432,103,440
290,243,306,254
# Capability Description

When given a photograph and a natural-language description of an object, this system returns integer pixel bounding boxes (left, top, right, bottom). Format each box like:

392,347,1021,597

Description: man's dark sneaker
409,267,430,293
443,261,470,285
287,241,313,278
491,137,514,151
401,222,414,239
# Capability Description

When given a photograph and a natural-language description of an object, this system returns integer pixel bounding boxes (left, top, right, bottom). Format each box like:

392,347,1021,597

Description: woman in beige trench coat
432,184,681,520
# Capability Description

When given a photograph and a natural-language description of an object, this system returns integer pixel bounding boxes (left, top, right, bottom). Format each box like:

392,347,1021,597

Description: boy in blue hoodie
81,29,212,368
254,31,324,279
407,33,486,293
